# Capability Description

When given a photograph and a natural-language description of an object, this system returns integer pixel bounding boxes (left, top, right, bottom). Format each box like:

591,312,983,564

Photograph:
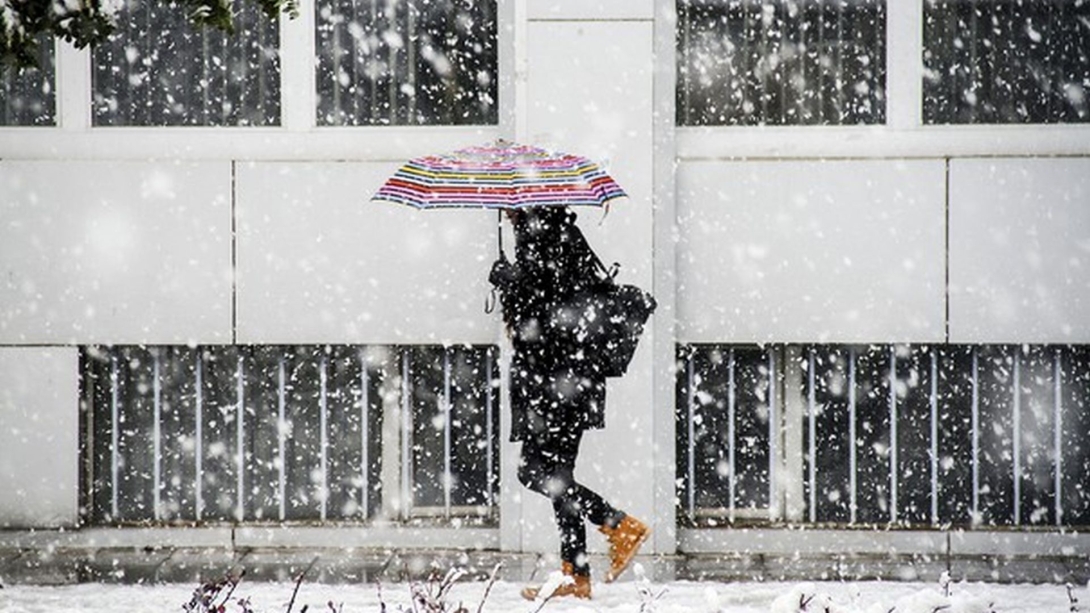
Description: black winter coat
489,208,608,442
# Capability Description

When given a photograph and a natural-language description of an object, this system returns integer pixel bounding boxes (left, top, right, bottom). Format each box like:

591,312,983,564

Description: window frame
676,0,1090,160
0,0,503,160
3,0,1089,159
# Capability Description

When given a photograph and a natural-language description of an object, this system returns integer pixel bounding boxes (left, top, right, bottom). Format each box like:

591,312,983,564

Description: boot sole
603,527,651,583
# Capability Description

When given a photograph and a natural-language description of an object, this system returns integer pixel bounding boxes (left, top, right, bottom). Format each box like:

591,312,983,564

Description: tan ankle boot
520,561,592,601
600,514,650,583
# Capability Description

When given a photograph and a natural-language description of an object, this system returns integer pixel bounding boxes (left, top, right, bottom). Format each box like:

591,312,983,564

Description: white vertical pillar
280,0,316,130
652,0,680,556
886,0,924,129
783,345,806,523
56,40,91,130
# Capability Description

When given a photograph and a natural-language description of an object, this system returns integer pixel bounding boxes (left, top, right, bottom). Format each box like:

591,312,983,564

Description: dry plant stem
216,571,245,609
475,563,503,613
286,556,320,613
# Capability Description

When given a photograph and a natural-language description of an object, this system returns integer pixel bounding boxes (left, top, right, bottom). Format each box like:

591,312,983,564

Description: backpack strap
570,222,620,283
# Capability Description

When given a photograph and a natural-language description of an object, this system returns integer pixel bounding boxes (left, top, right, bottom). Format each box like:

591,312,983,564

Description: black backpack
547,228,657,378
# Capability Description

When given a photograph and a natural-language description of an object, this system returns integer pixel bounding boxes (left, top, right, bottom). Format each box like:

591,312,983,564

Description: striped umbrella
371,140,627,209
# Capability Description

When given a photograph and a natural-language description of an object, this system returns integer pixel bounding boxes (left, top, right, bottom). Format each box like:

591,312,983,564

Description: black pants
518,428,624,577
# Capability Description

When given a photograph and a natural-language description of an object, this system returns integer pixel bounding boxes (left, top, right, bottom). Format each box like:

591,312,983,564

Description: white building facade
1,0,1089,582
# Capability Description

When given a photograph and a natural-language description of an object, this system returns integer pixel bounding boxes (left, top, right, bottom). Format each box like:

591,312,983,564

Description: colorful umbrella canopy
371,141,627,209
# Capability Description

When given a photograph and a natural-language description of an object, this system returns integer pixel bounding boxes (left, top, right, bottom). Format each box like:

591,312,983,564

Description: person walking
489,205,650,601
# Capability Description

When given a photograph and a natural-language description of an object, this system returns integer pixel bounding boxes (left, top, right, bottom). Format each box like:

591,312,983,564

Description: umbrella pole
496,210,503,258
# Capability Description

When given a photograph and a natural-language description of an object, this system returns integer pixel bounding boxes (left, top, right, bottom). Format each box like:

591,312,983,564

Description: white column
56,40,91,130
783,345,806,523
280,0,316,130
886,0,923,129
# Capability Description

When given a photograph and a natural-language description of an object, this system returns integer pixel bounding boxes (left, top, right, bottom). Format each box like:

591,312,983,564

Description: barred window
676,0,887,126
92,0,280,126
0,36,55,126
80,345,499,524
315,0,497,126
678,344,1090,528
923,0,1090,124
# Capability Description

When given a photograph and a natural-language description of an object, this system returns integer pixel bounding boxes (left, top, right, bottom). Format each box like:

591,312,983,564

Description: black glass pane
315,0,498,126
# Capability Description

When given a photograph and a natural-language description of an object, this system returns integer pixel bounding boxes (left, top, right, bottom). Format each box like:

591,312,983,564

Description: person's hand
489,256,517,288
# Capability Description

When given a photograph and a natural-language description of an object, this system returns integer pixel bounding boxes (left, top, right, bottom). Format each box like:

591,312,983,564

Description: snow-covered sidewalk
0,574,1080,613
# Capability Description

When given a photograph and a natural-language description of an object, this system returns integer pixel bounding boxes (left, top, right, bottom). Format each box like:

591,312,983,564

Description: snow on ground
0,575,1080,613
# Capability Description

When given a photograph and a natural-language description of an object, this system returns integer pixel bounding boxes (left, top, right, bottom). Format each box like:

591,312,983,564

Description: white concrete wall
0,161,232,345
0,347,79,528
676,159,947,344
949,158,1090,344
235,162,498,345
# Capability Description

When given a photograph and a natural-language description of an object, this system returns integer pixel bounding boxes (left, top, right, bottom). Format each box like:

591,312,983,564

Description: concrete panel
0,347,79,528
527,0,653,20
524,21,657,555
949,158,1090,343
235,162,499,345
677,160,947,344
0,161,232,344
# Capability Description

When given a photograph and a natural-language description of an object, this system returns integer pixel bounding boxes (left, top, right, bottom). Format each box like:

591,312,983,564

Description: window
315,0,497,126
91,0,280,126
923,0,1090,124
678,344,1090,528
0,36,55,126
676,0,887,126
80,345,499,525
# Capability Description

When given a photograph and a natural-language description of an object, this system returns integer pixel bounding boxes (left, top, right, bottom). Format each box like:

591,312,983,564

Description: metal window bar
485,348,494,507
728,348,737,521
890,346,899,523
848,346,858,524
277,354,287,522
153,351,162,521
360,348,370,519
195,351,204,521
110,354,119,520
1054,348,1064,526
929,349,939,526
401,350,413,520
767,347,777,520
443,348,453,518
971,346,980,524
807,347,817,524
686,352,697,518
320,352,329,521
1013,348,1022,525
236,354,245,522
